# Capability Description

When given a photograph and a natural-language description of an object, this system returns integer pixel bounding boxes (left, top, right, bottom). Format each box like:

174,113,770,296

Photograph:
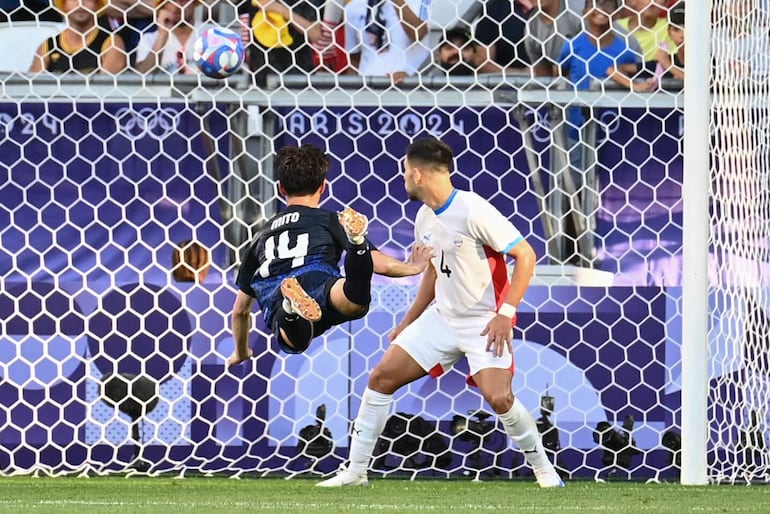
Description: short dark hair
405,137,454,172
669,2,685,25
276,144,329,196
440,27,473,48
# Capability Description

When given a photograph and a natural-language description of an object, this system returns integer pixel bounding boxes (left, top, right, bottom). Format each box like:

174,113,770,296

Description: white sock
498,399,549,469
347,387,393,476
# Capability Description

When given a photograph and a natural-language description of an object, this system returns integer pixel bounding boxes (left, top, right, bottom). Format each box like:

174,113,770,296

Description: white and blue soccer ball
193,27,245,79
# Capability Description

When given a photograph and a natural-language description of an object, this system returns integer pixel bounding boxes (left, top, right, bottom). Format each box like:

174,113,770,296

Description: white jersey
344,0,431,75
414,189,523,320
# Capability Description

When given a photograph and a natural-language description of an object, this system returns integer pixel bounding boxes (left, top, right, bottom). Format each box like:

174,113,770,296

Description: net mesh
708,0,770,484
0,0,760,484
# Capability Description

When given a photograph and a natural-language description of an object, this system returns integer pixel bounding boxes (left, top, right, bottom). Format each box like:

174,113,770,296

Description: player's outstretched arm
228,291,255,368
371,244,434,277
389,263,437,341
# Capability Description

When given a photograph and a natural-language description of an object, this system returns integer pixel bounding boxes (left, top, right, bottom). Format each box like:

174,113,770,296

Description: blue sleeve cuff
502,236,523,255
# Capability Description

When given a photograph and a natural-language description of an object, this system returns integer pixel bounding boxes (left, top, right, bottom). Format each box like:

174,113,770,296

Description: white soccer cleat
316,467,369,487
280,277,322,322
533,465,565,488
337,207,368,246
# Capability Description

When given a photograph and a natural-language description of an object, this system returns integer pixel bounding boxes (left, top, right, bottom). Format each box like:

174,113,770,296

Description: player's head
403,137,454,201
276,144,329,198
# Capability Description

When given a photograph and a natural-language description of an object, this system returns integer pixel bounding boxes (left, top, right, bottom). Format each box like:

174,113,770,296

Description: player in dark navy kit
228,144,433,364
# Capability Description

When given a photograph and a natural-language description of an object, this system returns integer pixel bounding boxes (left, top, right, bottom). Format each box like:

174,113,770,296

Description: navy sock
342,242,373,306
274,309,314,354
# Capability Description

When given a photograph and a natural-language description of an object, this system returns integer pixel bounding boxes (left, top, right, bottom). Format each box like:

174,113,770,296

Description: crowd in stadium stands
433,26,503,75
238,0,324,84
712,0,770,82
133,0,213,73
656,1,683,80
28,0,127,74
0,0,699,85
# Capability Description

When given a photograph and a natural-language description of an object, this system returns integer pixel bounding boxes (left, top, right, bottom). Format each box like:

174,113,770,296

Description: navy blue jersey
236,205,358,325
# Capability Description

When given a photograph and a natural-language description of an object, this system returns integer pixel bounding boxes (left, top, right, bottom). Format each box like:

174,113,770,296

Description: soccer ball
192,27,245,79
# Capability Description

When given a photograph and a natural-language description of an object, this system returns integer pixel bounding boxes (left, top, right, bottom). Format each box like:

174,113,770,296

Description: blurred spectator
556,0,648,267
558,0,650,178
712,0,770,83
435,26,502,75
104,0,154,19
474,0,532,72
559,0,651,92
524,0,581,77
310,0,348,72
344,0,430,81
563,0,587,14
654,1,684,80
616,0,674,73
29,0,127,74
103,0,155,61
238,0,322,85
134,0,213,74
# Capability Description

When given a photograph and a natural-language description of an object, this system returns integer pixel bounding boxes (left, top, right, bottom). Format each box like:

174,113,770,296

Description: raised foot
280,277,321,322
338,207,368,245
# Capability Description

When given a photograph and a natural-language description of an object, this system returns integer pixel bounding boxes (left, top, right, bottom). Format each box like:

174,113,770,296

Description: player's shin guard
499,399,549,469
347,387,392,476
342,243,373,307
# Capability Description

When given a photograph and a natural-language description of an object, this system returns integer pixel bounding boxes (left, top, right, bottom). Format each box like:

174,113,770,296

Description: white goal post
1,0,768,485
680,0,709,486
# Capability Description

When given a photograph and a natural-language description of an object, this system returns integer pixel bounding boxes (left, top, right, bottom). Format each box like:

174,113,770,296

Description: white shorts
391,305,514,380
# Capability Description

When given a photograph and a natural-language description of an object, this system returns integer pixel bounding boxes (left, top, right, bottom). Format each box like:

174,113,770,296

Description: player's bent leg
281,277,321,322
316,386,392,488
332,208,375,313
273,277,320,354
474,368,564,488
317,386,390,487
472,367,515,413
274,324,313,354
317,347,427,488
368,344,427,394
329,278,370,317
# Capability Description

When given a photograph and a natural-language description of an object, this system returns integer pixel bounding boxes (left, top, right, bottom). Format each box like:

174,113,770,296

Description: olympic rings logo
514,106,556,144
115,107,180,139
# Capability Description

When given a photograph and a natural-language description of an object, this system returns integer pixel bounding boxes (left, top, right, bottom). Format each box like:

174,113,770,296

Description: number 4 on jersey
439,250,451,277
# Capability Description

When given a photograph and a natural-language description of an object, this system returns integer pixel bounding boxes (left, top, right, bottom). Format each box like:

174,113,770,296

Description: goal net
707,0,770,484
0,0,761,484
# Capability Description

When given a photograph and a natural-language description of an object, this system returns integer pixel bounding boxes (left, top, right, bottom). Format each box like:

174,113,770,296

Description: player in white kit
317,137,564,488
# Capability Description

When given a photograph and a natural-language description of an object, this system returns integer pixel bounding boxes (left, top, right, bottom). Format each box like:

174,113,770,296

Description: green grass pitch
1,476,769,513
